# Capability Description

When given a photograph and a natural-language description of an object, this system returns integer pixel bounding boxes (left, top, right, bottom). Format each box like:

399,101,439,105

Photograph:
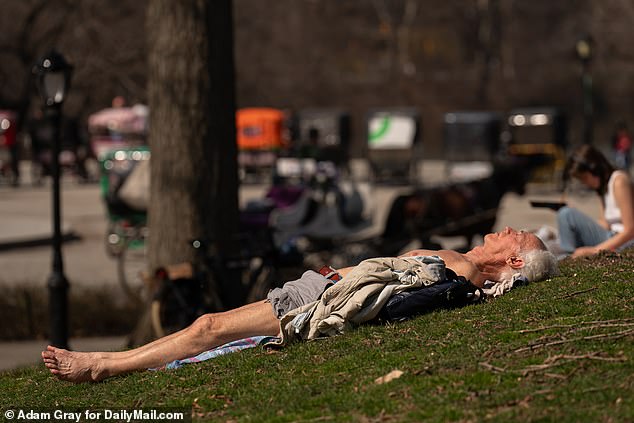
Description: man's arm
399,249,485,287
336,266,354,278
337,249,485,287
335,249,452,278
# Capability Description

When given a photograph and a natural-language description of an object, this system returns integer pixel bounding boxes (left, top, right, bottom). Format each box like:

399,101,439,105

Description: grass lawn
1,251,633,422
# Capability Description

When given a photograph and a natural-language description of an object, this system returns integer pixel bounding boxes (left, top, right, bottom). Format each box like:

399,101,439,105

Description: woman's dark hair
563,144,615,196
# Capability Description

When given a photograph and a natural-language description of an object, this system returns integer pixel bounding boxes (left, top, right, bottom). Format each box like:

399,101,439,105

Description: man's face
482,227,544,255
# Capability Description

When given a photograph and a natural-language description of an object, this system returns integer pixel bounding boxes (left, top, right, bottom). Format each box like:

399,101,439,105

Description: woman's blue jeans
557,206,612,253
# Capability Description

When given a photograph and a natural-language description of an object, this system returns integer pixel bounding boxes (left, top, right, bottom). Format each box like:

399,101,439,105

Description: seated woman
557,144,634,258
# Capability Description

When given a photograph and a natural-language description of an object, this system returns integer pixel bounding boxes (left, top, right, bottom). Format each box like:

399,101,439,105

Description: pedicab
367,108,421,184
88,105,150,302
504,107,568,187
88,104,148,161
98,145,150,303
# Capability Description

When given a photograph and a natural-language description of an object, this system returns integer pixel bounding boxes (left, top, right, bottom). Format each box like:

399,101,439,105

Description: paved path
0,161,601,371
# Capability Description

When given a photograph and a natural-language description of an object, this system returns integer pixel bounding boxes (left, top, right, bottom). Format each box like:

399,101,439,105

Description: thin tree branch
517,318,634,333
479,362,506,373
520,353,625,376
480,353,625,377
559,287,598,299
514,328,634,353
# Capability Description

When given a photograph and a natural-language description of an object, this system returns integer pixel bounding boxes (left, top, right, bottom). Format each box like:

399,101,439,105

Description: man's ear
506,255,525,269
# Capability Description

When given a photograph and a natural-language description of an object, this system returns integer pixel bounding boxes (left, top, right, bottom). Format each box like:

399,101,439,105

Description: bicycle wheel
151,278,205,337
105,222,127,257
116,236,147,304
245,259,277,303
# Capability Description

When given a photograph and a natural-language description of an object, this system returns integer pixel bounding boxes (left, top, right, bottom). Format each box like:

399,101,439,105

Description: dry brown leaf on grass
375,369,404,384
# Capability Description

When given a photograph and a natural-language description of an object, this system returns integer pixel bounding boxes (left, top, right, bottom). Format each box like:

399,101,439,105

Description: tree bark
146,0,240,302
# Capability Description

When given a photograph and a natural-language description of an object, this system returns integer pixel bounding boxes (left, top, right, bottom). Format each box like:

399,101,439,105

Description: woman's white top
604,170,628,233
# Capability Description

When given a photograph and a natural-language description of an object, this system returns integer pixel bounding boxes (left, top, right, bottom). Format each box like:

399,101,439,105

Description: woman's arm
576,173,634,256
597,201,609,231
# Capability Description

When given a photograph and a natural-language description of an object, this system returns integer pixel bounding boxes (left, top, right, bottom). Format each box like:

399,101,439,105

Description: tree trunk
146,0,241,302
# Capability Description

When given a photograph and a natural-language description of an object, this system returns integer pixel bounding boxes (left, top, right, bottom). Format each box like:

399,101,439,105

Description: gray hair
499,248,560,284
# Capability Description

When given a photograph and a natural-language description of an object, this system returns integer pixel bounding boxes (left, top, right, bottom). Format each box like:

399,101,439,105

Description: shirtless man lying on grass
42,227,557,383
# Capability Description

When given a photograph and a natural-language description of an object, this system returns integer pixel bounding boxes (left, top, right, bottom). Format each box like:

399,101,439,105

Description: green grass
2,251,633,422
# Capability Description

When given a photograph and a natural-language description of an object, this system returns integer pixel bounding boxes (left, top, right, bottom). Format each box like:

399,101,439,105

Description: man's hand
572,246,599,258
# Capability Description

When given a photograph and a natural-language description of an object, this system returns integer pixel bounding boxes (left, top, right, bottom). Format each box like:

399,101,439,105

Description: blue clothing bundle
379,268,484,321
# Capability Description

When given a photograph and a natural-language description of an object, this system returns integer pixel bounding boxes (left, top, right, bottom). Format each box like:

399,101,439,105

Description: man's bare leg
81,300,272,360
41,300,279,383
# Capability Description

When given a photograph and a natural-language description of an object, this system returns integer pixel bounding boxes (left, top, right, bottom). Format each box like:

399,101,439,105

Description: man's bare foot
41,345,107,383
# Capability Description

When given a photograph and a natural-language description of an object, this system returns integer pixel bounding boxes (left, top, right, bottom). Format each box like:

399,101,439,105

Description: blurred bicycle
149,230,303,337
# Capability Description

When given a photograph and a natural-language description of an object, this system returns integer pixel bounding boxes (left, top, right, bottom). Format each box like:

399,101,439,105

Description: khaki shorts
267,270,333,318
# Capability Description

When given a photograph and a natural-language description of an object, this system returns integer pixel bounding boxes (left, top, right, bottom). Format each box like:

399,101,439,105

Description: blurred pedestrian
111,95,127,108
0,111,20,186
27,109,54,182
612,121,632,173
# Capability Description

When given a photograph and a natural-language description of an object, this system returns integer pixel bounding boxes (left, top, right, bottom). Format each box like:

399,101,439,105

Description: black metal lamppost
33,50,73,349
575,35,594,145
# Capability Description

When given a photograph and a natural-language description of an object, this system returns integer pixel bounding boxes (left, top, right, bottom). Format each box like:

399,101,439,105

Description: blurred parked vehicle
504,107,568,186
237,108,290,181
367,108,421,184
293,108,351,166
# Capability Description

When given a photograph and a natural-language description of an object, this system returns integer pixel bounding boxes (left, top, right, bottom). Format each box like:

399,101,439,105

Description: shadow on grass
0,283,141,340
